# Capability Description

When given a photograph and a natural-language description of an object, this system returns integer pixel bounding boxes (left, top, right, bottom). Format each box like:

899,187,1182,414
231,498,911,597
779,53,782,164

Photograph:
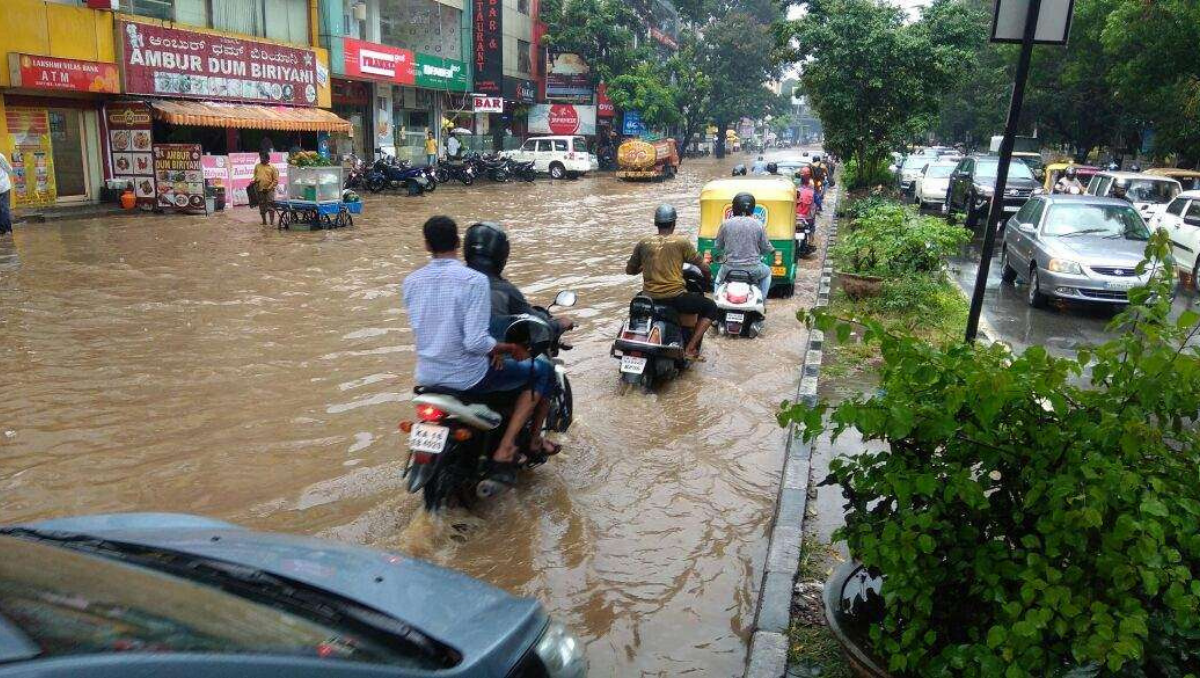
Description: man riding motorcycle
715,192,774,301
464,222,571,459
811,155,829,213
626,205,718,358
1054,166,1085,195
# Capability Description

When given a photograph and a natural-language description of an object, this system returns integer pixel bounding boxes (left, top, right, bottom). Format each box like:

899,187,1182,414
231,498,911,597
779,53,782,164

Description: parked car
1150,188,1200,282
999,195,1162,309
503,136,598,179
1085,171,1181,221
0,513,587,678
1145,167,1200,192
912,160,959,210
897,155,931,199
947,155,1040,227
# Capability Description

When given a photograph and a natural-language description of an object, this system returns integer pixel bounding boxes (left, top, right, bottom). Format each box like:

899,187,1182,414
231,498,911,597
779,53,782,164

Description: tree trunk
715,120,728,159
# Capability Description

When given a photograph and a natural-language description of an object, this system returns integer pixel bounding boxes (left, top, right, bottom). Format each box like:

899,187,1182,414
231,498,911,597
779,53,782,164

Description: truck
616,138,680,181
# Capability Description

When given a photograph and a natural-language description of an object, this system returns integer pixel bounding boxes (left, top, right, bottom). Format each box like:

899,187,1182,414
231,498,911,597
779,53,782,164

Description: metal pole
965,0,1043,343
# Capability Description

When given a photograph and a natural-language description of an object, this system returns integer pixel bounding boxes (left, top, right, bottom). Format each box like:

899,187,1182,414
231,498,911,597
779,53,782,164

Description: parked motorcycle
504,158,537,182
435,161,477,186
466,152,511,182
343,154,367,190
713,269,766,338
366,156,431,196
610,264,708,391
401,291,577,512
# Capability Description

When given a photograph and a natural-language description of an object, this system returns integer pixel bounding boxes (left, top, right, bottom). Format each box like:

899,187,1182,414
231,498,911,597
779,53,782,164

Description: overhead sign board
990,0,1074,45
343,38,415,85
9,54,120,94
529,104,596,136
473,95,504,113
545,51,592,104
415,54,468,91
472,0,503,94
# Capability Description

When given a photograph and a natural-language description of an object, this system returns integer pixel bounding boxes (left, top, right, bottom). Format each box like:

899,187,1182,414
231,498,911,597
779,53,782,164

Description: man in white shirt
445,132,462,161
0,151,12,234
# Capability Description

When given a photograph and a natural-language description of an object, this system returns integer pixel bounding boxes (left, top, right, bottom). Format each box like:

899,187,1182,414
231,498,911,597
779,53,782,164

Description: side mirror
553,290,578,308
1018,222,1037,233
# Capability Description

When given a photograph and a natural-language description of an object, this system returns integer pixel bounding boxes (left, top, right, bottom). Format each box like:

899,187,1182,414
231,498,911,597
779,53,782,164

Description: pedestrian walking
0,150,13,235
425,130,438,166
253,151,280,226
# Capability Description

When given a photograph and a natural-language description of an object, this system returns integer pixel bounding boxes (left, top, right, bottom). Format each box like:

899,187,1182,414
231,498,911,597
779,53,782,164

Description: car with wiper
912,160,958,211
0,513,587,678
1085,171,1181,221
947,155,1041,227
999,195,1167,309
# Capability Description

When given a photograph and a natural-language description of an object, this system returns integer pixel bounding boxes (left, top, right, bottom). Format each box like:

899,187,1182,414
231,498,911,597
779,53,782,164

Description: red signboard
472,0,503,95
8,53,120,94
597,82,614,118
342,38,414,85
118,21,319,106
548,104,580,135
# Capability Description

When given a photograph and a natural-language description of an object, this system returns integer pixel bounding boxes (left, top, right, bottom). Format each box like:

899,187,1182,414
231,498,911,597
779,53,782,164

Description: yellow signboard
5,107,56,208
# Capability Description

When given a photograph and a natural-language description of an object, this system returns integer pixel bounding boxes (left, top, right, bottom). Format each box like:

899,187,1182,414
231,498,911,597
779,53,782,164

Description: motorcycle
343,154,367,190
713,269,766,338
436,161,477,186
367,156,431,196
610,264,708,391
400,291,577,512
504,158,537,182
466,152,511,182
796,216,816,258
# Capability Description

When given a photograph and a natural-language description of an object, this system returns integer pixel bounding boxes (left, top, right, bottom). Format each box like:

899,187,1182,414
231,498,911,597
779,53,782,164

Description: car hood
1045,236,1149,269
978,176,1040,190
21,513,546,672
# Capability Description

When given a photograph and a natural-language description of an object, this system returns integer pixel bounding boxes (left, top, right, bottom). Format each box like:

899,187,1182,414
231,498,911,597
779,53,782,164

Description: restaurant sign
118,21,319,106
415,54,468,91
8,53,120,94
342,38,414,85
472,0,503,95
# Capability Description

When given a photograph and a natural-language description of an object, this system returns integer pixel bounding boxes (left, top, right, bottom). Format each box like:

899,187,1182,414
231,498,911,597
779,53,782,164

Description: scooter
400,291,577,512
610,264,708,391
367,156,432,195
796,216,816,258
713,269,766,338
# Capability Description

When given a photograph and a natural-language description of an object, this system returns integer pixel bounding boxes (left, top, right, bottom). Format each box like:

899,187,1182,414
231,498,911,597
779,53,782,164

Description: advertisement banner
528,104,597,136
201,155,230,187
4,107,55,208
545,52,592,103
415,54,468,91
472,0,503,94
504,77,536,104
597,82,614,117
8,53,120,94
118,21,319,106
227,152,289,206
105,102,156,206
622,110,647,136
343,38,414,85
154,144,205,212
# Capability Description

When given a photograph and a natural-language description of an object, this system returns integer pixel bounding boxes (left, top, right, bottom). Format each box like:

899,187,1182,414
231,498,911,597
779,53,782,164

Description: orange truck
616,138,680,181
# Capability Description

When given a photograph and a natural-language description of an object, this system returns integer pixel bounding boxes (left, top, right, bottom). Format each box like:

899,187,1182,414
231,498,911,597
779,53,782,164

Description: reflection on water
0,153,819,676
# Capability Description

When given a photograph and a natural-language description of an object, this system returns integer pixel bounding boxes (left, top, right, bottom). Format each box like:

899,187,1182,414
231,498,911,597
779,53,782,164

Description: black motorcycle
435,161,476,186
503,157,537,182
466,152,511,182
366,156,431,195
401,291,577,512
610,264,708,391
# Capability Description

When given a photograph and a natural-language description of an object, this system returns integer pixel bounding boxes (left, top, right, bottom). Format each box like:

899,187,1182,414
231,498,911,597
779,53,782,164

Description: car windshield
1043,203,1150,240
902,156,927,171
1125,179,1178,204
925,165,955,178
976,159,1034,181
1018,156,1044,171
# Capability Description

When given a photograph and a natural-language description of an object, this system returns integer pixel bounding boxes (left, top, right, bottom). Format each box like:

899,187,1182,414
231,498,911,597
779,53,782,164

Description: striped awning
149,100,351,132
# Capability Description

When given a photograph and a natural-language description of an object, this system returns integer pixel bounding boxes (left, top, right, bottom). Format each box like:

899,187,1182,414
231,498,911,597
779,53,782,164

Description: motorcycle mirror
553,290,578,308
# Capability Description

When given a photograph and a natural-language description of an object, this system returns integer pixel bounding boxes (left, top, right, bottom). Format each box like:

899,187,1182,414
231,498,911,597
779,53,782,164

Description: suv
504,136,598,179
1150,189,1200,281
947,155,1040,227
1085,171,1181,221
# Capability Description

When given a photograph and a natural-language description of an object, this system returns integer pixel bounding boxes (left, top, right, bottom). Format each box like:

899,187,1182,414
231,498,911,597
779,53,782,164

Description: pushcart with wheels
275,199,356,230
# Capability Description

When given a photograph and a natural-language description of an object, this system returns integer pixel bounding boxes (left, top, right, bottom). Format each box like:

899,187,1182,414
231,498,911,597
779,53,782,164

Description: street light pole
964,0,1043,343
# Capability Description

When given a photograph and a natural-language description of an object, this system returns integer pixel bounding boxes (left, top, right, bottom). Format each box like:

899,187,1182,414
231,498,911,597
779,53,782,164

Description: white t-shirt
446,137,461,157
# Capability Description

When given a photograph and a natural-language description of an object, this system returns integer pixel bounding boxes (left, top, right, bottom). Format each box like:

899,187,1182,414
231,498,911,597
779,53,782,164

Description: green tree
664,31,713,152
606,62,681,129
702,9,781,157
538,0,645,83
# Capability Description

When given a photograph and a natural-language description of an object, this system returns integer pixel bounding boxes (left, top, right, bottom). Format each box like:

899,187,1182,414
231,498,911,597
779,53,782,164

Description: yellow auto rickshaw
698,178,798,297
1146,168,1200,192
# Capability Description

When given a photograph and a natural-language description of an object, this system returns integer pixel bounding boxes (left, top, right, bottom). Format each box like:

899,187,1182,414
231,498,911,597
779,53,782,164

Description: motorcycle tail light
416,405,446,422
452,428,473,442
774,251,783,265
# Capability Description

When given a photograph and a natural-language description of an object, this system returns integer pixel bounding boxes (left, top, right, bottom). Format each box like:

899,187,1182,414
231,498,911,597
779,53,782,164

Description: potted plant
781,231,1200,677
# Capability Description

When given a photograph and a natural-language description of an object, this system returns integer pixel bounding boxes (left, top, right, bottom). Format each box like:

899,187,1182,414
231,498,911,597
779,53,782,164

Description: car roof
1146,168,1200,178
1097,171,1176,180
1039,195,1138,207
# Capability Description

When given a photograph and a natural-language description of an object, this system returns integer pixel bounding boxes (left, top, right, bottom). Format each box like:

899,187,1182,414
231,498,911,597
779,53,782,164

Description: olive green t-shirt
626,234,700,299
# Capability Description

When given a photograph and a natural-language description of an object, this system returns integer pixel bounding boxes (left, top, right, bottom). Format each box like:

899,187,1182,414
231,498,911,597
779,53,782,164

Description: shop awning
149,100,352,133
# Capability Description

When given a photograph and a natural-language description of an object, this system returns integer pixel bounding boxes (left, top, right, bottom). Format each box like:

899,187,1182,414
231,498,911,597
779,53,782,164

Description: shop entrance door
48,108,88,202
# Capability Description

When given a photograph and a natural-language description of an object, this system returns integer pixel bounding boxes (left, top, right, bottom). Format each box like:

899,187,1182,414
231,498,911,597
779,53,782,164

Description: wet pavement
0,148,827,677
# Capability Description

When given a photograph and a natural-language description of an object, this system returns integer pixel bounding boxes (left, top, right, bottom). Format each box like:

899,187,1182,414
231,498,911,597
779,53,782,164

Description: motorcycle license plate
726,312,745,324
620,356,647,375
408,423,449,454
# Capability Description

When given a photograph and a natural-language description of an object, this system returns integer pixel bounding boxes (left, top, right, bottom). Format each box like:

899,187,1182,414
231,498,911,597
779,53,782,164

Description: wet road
0,149,824,676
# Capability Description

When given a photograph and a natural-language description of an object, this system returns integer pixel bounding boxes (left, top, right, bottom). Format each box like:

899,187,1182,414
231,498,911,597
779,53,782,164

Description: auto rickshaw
1146,168,1200,192
698,178,798,297
1043,162,1101,193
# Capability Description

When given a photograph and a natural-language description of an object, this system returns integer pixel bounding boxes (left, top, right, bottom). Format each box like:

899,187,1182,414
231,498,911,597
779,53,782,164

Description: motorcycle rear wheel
459,174,475,186
435,168,450,183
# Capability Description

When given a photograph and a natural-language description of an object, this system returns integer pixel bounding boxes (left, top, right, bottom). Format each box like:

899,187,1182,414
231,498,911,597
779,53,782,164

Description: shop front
331,78,373,160
500,77,536,150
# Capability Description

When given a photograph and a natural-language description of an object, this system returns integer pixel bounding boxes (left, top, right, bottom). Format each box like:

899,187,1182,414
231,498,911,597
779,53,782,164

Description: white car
504,135,598,179
913,160,958,210
1151,189,1200,280
1085,171,1181,221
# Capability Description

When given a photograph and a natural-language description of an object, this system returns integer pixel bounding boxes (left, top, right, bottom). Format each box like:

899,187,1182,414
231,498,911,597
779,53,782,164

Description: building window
208,0,310,44
517,39,532,75
518,0,530,14
122,0,173,21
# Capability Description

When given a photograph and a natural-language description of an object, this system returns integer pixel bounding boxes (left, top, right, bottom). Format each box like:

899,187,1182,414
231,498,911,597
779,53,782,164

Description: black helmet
731,192,756,216
504,314,555,357
1130,163,1142,172
464,222,510,276
654,204,677,229
1113,177,1130,192
766,162,778,175
732,164,747,176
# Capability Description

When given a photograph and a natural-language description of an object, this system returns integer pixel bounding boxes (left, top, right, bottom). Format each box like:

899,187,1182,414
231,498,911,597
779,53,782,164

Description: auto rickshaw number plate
771,266,786,276
726,313,745,324
620,356,647,374
409,423,449,454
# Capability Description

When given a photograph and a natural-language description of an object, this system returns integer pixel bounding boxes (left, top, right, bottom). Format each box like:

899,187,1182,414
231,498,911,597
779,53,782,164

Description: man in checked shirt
403,216,553,485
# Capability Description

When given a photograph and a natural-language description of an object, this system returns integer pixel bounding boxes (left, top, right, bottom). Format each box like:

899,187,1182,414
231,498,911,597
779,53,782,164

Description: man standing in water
252,151,279,226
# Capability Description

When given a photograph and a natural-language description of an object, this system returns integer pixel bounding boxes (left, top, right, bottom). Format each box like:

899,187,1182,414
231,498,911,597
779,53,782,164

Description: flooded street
0,150,821,677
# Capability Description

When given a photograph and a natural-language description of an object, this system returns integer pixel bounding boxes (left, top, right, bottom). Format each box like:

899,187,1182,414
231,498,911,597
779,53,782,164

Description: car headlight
534,620,587,678
1047,258,1083,274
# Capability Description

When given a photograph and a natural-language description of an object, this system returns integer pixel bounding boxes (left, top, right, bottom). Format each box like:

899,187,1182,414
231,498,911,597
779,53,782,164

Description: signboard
990,0,1074,45
228,152,288,206
86,0,118,8
622,110,646,136
8,54,120,94
343,37,415,85
473,95,504,113
650,28,679,50
529,104,597,136
154,144,204,212
545,51,592,103
415,54,468,91
504,77,536,104
597,82,614,118
4,107,55,208
202,155,229,187
472,0,503,94
105,102,155,206
118,21,319,106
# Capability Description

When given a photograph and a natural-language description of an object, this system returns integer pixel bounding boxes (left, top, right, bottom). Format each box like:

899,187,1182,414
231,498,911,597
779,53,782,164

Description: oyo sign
473,95,503,113
547,104,580,135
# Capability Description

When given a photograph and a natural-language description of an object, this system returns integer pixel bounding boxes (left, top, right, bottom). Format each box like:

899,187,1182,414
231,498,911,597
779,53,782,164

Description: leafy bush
843,157,895,190
832,200,968,277
840,195,899,222
782,232,1200,677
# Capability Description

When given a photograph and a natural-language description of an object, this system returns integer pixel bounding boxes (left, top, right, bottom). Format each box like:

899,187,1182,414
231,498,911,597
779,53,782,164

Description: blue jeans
717,262,772,300
468,357,555,398
0,190,10,233
427,154,437,166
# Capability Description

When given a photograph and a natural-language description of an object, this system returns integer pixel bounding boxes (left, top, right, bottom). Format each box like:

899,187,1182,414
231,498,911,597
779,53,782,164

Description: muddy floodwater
0,151,822,676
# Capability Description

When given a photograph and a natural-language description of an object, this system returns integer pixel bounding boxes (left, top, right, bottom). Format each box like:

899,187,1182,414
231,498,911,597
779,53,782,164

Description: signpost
965,0,1072,343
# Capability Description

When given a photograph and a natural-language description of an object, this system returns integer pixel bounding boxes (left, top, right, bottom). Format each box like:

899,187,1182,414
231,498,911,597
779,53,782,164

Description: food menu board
227,152,288,206
4,107,56,208
105,102,155,205
153,144,204,212
202,155,229,189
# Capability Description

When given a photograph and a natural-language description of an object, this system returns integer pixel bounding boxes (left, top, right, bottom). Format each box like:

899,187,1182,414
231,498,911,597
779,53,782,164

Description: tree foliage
538,0,645,83
702,8,781,156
